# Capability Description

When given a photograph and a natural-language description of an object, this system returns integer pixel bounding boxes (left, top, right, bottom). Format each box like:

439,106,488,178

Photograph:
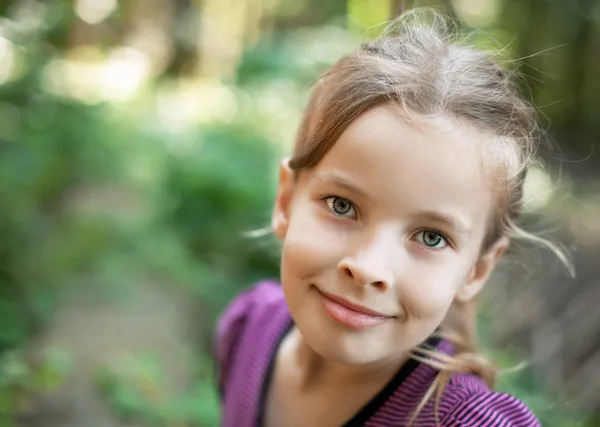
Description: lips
316,288,395,329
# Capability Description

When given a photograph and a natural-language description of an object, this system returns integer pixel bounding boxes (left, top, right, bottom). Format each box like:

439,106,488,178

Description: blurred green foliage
0,0,597,425
0,347,71,421
96,354,219,427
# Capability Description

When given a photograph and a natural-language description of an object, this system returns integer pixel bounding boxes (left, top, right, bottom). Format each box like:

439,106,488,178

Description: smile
316,288,396,329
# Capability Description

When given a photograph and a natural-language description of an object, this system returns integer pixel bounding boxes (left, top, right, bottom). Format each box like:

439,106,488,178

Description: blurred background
0,0,598,426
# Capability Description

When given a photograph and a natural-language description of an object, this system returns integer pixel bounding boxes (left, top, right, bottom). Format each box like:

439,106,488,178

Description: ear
455,236,510,303
271,158,295,240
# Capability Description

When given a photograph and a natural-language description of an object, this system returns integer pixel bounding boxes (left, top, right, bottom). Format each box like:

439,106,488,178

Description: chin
307,333,375,365
318,344,382,365
297,316,389,365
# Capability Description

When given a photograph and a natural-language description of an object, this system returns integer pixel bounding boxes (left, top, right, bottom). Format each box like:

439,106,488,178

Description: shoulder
213,280,286,392
440,373,541,427
215,280,285,341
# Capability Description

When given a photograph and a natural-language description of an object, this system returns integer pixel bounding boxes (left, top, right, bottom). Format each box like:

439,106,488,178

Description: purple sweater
215,281,541,427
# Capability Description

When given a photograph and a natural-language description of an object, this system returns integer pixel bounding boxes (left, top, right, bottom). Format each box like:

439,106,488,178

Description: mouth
315,287,396,329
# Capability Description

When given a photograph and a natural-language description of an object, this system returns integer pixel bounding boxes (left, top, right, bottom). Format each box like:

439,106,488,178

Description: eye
414,230,449,250
324,196,357,219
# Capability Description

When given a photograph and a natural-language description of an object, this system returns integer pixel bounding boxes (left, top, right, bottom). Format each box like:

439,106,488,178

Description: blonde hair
286,8,572,424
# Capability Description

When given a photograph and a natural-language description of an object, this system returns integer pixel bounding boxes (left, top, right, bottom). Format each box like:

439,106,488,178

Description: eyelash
322,195,454,250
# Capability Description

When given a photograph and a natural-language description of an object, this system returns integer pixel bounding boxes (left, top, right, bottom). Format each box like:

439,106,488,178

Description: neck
284,326,410,392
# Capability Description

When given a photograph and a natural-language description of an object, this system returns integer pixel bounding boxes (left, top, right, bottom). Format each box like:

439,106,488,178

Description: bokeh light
74,0,118,25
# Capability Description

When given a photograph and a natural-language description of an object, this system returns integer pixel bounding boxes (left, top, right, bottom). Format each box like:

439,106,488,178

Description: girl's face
273,105,508,366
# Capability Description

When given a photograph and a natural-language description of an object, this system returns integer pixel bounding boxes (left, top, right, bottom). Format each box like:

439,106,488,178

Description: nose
337,233,396,291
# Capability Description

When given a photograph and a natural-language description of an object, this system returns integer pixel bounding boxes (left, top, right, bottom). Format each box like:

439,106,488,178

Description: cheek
281,202,350,277
398,262,466,319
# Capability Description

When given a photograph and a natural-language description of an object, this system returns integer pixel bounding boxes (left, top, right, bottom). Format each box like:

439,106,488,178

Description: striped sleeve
442,390,541,427
214,286,256,396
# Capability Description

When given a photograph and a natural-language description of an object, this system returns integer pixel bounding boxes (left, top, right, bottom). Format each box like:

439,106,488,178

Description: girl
215,9,568,427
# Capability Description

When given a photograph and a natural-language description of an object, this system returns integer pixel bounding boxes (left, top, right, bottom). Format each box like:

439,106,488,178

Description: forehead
307,105,494,227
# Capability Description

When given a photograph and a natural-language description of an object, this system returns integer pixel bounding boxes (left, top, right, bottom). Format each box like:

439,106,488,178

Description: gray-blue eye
325,196,356,218
415,230,448,249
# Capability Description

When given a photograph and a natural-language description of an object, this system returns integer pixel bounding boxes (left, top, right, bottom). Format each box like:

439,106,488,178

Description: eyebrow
417,210,472,237
314,173,369,199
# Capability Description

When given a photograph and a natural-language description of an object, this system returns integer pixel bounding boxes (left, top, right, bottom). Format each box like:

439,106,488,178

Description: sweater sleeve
213,286,256,396
442,390,541,427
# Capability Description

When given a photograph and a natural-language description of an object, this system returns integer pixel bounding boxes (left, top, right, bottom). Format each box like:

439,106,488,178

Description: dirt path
17,281,200,427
